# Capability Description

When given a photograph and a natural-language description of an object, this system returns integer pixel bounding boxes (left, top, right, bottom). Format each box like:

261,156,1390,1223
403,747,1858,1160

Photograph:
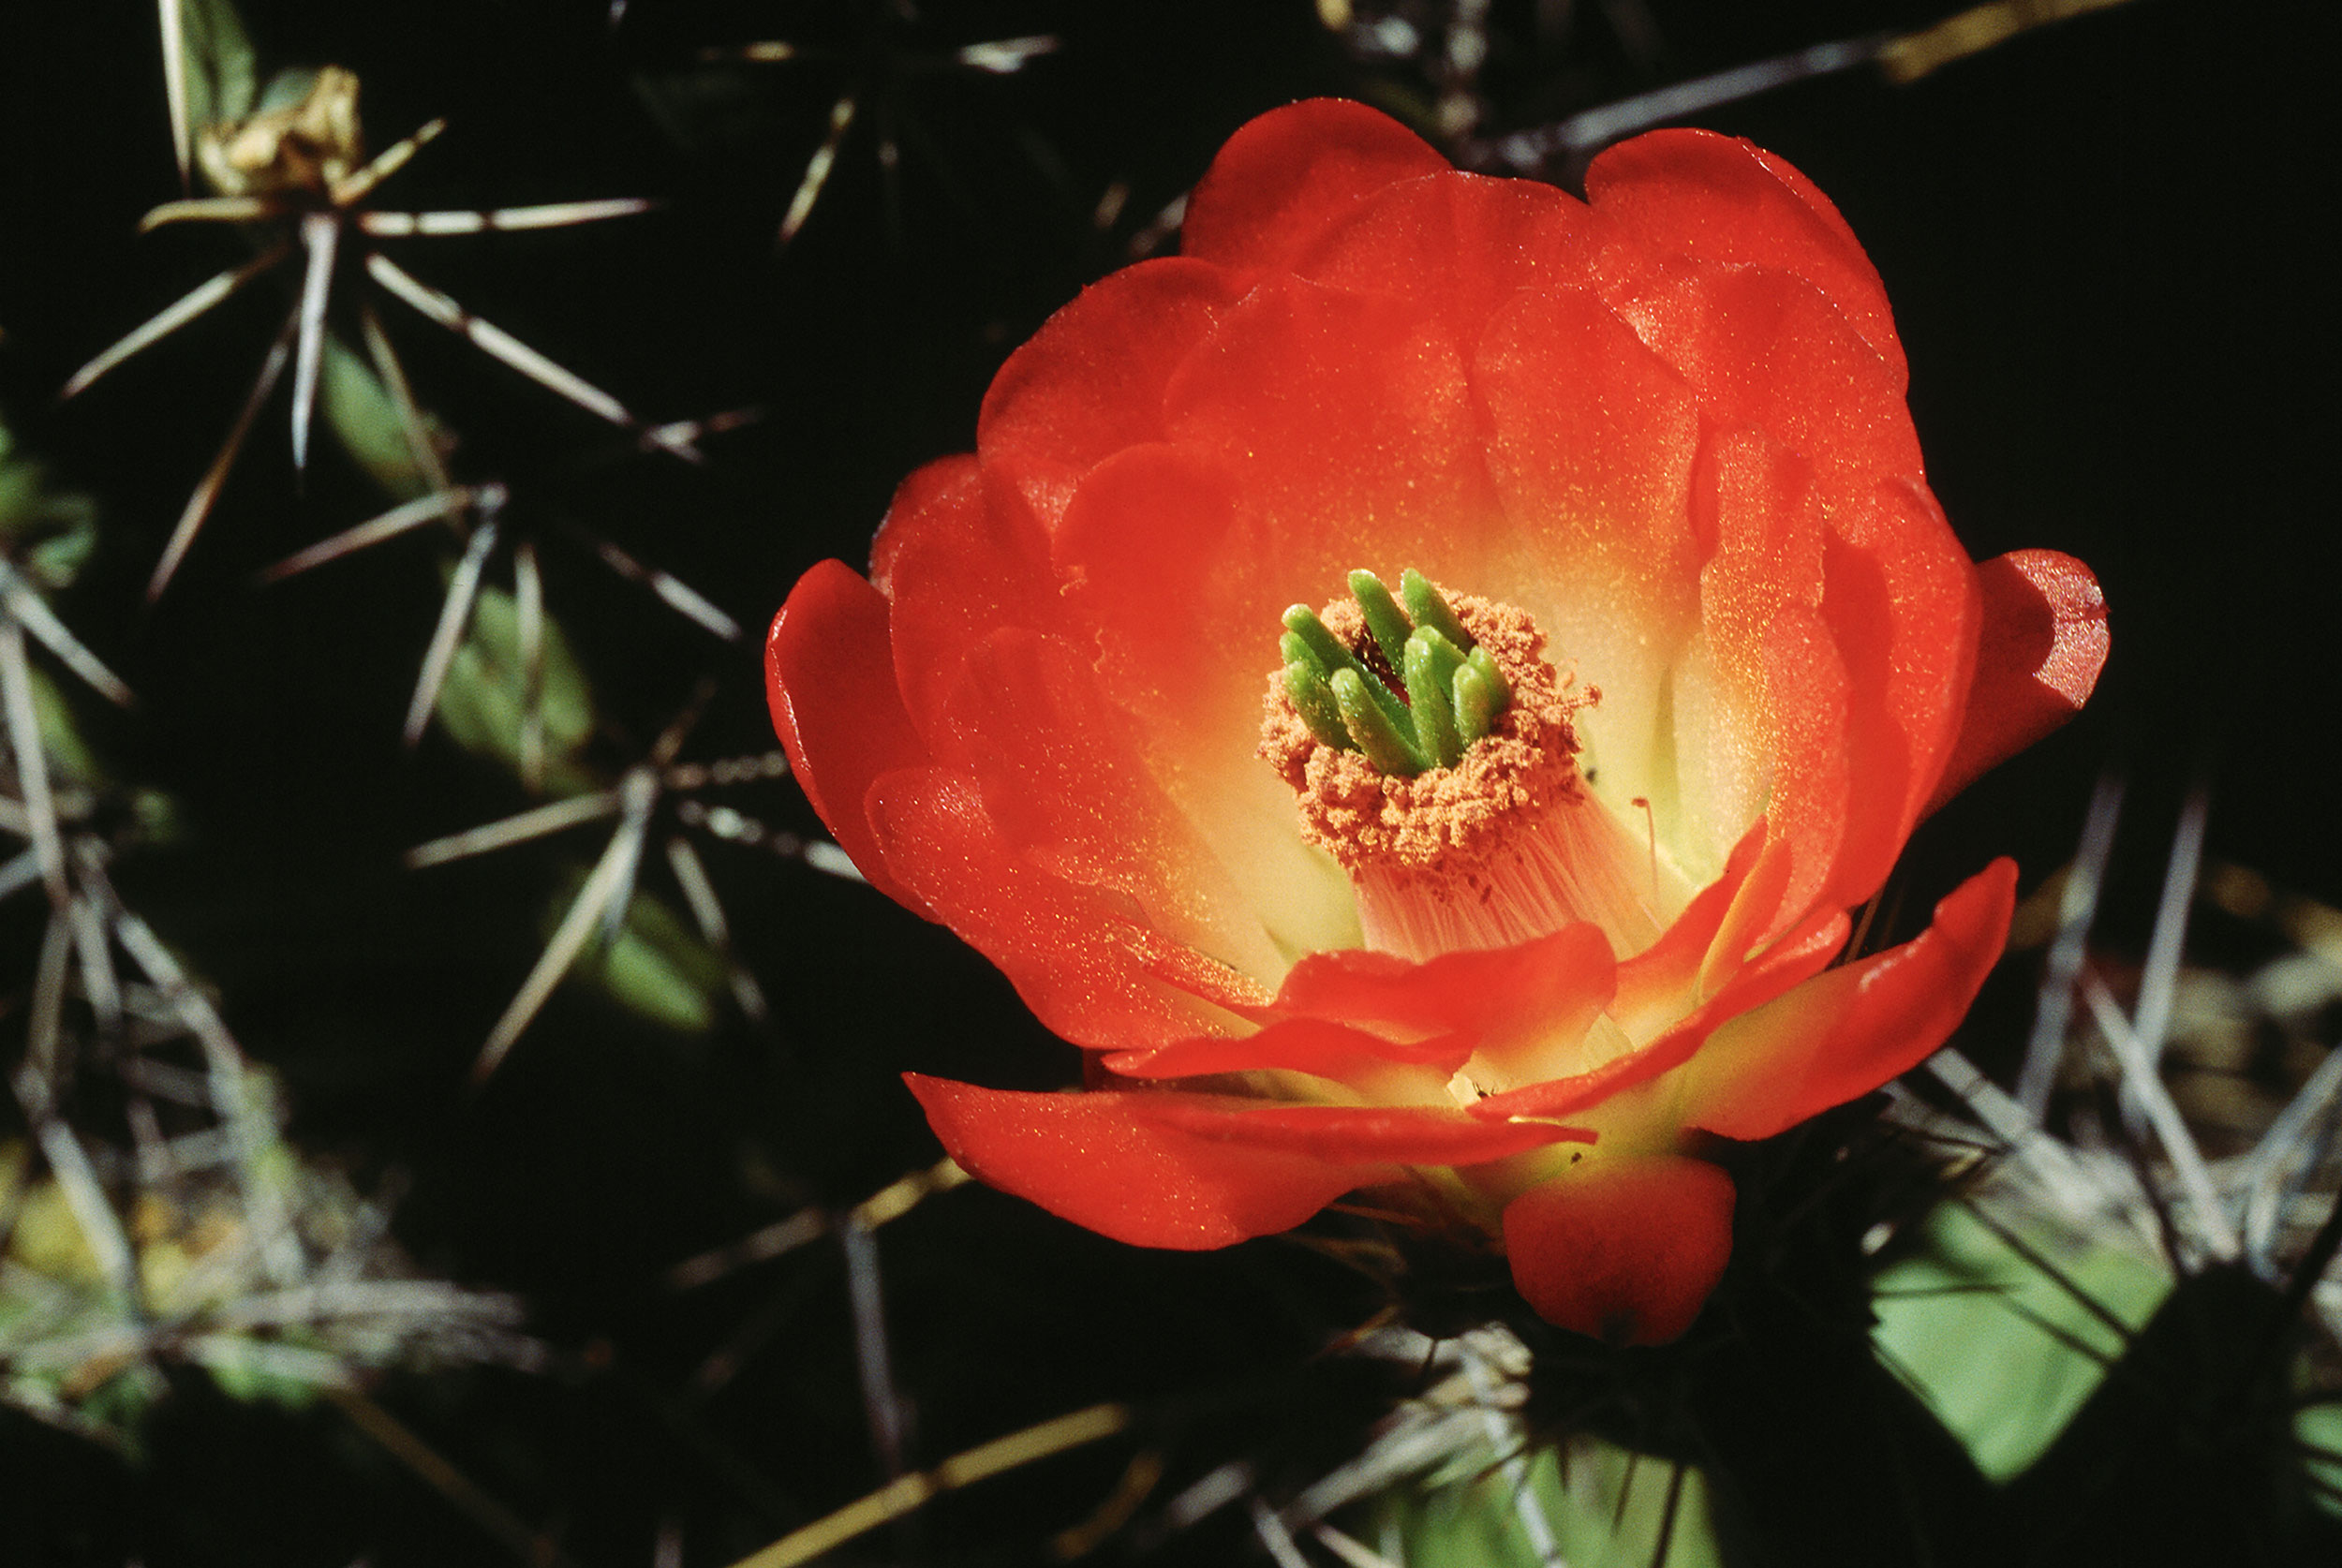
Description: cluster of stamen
1264,571,1677,961
1279,570,1512,777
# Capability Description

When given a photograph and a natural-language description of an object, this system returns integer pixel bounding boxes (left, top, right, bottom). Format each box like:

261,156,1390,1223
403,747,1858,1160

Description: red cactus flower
767,100,2107,1344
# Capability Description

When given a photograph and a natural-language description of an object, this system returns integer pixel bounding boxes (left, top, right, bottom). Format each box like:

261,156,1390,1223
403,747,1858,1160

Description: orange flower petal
1052,444,1363,962
1268,921,1617,1066
905,1074,1386,1250
1689,428,1855,935
764,559,933,914
905,1075,1590,1251
1585,127,1905,385
1138,1097,1592,1165
1465,940,1809,1125
1925,550,2109,813
1472,899,1847,1126
1689,827,1801,1004
1181,98,1450,272
1610,817,1771,1034
1503,1156,1737,1344
1615,264,1920,522
1163,274,1504,588
1290,167,1584,345
1681,858,2016,1141
1813,478,1979,906
869,769,1260,1047
1053,442,1251,753
975,258,1249,528
1475,285,1702,826
869,455,1072,738
1060,275,1504,747
929,627,1287,985
1102,1017,1476,1082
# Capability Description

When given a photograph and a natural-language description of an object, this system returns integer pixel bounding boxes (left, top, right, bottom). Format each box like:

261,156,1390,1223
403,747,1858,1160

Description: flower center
1260,570,1688,961
1276,570,1513,776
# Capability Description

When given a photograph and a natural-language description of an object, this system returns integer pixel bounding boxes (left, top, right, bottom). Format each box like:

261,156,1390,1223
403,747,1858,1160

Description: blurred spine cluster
4,0,799,1456
2,402,535,1452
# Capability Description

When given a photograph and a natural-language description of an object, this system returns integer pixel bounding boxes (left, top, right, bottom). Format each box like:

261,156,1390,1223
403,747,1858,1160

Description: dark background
0,1,2335,1562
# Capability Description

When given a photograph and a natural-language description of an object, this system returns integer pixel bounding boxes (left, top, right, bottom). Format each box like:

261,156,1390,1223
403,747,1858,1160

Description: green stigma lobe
1453,658,1498,744
1330,668,1428,775
1283,662,1353,751
1347,570,1415,675
1282,603,1412,736
1464,644,1508,716
1401,569,1474,652
1402,628,1466,768
1276,570,1511,777
1281,603,1353,673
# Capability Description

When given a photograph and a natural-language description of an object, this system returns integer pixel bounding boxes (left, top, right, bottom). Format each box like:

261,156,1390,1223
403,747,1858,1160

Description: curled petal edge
765,560,932,914
1468,904,1848,1124
1103,1017,1478,1082
1265,921,1618,1059
1681,857,2017,1142
906,1074,1589,1250
1925,551,2108,814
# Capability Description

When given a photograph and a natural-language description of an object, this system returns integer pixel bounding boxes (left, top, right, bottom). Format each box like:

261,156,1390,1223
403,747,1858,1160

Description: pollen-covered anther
1261,578,1683,962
